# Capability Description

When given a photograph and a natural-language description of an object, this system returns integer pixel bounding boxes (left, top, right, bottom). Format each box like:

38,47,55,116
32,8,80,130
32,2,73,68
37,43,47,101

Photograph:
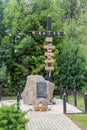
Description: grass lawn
77,96,85,109
54,95,84,110
68,95,84,110
54,95,85,110
54,95,87,130
2,96,16,100
54,95,60,99
68,114,87,130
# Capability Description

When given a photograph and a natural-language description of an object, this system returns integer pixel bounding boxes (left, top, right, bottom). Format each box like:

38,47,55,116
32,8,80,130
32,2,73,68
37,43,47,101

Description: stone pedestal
21,75,54,105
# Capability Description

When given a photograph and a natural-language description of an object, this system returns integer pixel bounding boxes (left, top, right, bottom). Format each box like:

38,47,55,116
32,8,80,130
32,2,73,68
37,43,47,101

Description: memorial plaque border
36,82,47,98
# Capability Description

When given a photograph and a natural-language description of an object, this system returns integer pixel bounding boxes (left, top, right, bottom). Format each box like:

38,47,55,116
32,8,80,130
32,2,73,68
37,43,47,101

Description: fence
0,85,24,100
1,85,87,113
63,91,87,114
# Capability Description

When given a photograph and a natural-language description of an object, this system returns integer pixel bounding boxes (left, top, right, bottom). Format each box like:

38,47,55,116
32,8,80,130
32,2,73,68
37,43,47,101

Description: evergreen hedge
0,104,29,130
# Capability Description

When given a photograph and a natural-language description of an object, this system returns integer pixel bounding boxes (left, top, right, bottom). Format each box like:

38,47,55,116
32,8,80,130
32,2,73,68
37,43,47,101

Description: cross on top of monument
32,15,65,38
31,15,65,81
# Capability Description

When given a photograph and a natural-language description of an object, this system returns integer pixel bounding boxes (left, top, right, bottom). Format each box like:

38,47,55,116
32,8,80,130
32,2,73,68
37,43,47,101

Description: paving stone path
26,113,81,130
0,99,82,130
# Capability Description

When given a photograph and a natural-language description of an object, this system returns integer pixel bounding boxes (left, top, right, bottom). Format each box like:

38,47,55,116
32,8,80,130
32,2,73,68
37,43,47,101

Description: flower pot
34,106,40,111
41,106,48,111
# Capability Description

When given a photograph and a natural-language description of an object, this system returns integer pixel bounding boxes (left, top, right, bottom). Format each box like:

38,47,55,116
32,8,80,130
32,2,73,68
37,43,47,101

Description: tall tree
0,0,5,41
57,41,85,91
2,0,87,95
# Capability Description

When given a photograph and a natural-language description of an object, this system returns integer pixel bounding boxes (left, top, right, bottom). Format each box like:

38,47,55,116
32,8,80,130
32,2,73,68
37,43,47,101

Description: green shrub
81,85,87,94
0,104,29,130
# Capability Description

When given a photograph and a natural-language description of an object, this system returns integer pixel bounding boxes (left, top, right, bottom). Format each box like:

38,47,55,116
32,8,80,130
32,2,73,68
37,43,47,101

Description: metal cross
32,15,65,37
31,15,65,81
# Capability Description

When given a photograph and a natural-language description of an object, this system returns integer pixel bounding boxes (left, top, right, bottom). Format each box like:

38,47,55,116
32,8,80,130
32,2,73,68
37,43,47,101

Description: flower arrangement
41,105,48,111
34,105,40,111
34,104,48,111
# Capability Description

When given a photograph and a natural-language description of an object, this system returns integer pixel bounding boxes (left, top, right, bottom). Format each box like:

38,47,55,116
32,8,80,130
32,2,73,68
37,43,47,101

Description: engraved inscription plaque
36,82,47,98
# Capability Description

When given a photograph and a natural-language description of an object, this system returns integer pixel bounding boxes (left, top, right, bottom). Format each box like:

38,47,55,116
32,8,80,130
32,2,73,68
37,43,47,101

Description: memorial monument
21,75,54,105
21,15,65,106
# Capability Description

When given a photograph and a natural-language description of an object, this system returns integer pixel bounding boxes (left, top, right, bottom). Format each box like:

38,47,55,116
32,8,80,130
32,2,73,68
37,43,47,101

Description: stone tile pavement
0,99,82,130
25,99,82,130
26,113,81,130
